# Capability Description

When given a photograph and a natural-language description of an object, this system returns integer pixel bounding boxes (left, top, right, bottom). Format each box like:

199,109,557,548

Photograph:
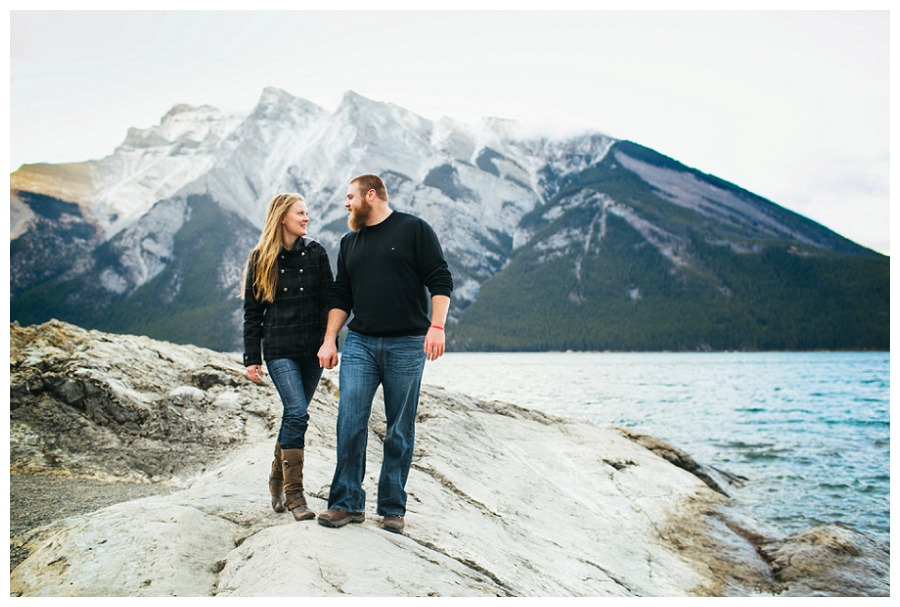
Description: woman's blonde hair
242,193,305,303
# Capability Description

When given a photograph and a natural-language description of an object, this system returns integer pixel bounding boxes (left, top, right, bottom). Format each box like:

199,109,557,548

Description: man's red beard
348,200,372,232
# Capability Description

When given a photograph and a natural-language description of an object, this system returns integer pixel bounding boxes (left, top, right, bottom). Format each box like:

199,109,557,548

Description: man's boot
269,442,286,513
282,448,316,521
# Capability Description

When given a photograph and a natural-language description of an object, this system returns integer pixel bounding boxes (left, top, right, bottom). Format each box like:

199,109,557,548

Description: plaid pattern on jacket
243,236,334,367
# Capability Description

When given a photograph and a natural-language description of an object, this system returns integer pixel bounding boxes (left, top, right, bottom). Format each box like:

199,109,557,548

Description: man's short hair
351,174,388,202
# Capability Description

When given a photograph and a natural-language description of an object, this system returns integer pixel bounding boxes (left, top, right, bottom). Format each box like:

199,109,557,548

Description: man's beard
348,200,372,232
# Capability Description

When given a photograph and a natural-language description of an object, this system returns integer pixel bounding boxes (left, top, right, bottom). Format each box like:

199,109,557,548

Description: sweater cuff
429,287,453,298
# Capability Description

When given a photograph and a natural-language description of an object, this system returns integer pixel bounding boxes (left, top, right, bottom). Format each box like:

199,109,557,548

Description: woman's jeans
327,331,427,517
267,357,323,450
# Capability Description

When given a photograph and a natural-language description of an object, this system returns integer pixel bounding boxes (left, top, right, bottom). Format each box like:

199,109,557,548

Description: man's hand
424,326,445,361
318,341,339,369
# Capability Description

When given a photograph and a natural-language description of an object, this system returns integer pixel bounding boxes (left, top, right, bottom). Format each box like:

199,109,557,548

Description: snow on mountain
94,103,245,235
11,87,885,353
162,88,616,304
12,86,615,261
8,86,780,309
181,87,330,224
11,103,245,238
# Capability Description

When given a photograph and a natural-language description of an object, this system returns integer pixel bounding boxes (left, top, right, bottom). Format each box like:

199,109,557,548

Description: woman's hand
246,364,265,384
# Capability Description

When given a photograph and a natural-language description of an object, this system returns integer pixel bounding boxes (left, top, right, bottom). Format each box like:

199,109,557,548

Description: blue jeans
267,358,323,450
328,331,427,516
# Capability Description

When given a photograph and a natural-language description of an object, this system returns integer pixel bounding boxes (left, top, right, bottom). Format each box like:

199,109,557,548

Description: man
317,174,453,534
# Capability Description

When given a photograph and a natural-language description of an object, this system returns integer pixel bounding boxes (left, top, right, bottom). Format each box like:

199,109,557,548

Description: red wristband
430,324,444,331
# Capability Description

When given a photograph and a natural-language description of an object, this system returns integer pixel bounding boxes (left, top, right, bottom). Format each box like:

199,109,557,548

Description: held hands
246,364,265,384
314,326,444,367
318,340,339,370
425,325,445,361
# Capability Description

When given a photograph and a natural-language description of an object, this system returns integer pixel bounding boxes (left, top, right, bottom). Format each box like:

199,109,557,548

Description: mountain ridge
10,88,888,352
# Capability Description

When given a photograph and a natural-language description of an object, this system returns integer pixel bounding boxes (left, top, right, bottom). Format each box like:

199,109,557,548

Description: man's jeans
267,358,323,450
328,331,427,517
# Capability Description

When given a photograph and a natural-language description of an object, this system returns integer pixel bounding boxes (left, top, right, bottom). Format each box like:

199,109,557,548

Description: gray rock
8,321,889,596
761,524,890,596
9,320,280,482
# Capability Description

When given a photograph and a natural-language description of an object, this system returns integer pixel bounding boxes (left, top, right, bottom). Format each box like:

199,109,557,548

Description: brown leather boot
269,442,286,513
282,448,316,521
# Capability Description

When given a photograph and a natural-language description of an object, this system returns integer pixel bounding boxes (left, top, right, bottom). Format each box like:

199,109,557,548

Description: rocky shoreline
8,321,890,596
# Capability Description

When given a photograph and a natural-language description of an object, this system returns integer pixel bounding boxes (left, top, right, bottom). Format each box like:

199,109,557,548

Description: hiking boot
282,448,316,521
317,508,365,528
381,515,405,534
269,442,286,513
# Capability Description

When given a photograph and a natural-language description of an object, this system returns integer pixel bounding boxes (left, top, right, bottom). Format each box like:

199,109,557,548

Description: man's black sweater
329,211,453,337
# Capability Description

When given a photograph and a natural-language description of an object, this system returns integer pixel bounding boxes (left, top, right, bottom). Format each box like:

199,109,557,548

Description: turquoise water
422,351,890,546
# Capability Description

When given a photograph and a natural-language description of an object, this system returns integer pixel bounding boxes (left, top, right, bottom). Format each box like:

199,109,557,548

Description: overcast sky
8,8,891,254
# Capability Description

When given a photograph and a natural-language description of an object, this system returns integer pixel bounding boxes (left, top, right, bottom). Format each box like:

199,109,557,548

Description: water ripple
423,351,890,546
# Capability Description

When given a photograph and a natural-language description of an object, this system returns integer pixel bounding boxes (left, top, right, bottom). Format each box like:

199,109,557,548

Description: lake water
421,351,890,547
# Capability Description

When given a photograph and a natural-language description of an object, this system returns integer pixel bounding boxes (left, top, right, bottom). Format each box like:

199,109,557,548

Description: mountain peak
160,103,222,123
258,86,301,106
251,87,324,121
334,90,388,118
339,89,371,106
118,103,232,153
9,87,887,354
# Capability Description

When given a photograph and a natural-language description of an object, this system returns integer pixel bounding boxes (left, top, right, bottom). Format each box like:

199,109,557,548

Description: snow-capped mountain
10,88,888,352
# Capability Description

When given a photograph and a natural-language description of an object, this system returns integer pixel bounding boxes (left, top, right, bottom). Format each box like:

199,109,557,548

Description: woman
242,193,333,521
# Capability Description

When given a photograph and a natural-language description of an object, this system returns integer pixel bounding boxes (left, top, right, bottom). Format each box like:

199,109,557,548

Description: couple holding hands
242,174,453,534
